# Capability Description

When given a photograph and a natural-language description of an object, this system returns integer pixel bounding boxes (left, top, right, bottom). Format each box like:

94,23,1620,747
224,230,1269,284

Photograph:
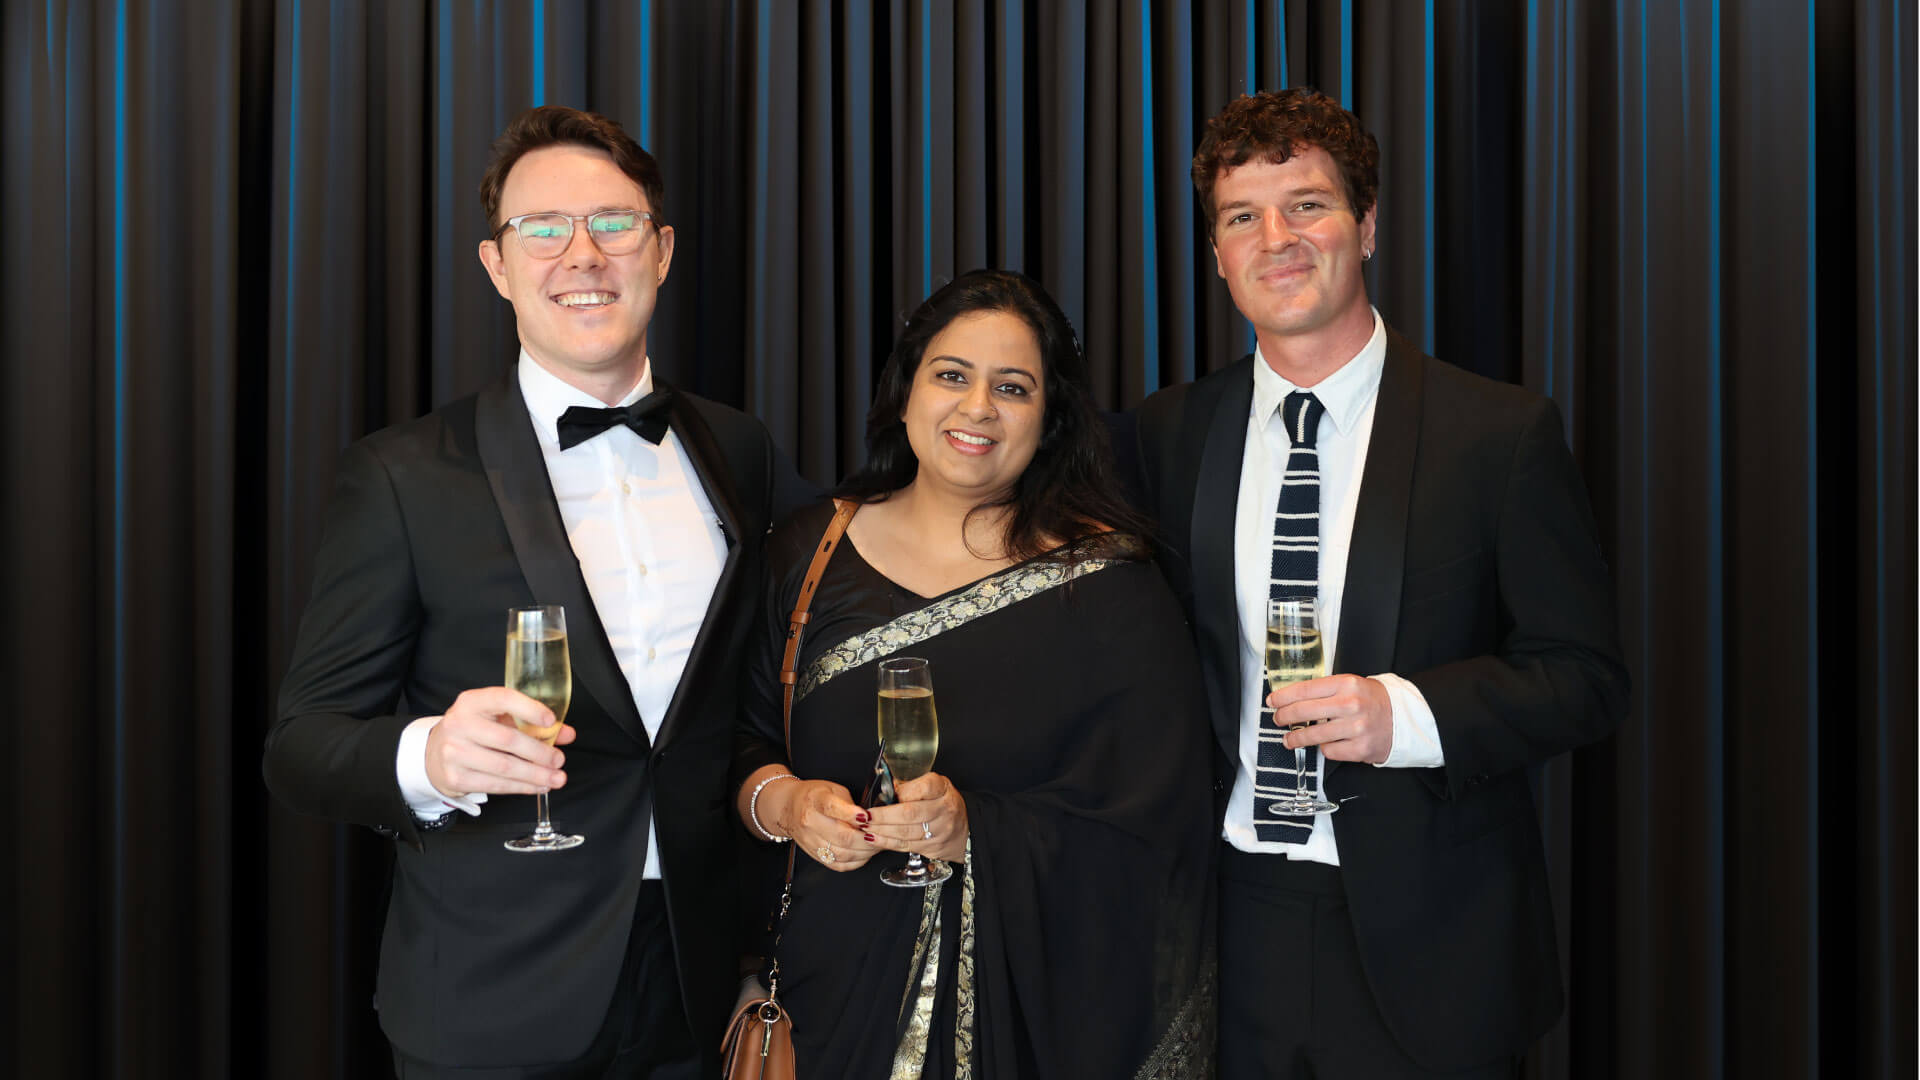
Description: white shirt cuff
1373,672,1446,769
397,715,488,818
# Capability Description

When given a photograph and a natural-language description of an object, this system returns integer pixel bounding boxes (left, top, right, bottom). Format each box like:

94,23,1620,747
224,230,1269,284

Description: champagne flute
1266,598,1339,815
503,605,586,852
876,657,952,887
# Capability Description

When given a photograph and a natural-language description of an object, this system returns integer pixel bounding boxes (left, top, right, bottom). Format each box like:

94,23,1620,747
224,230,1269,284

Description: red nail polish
856,812,870,825
864,833,876,843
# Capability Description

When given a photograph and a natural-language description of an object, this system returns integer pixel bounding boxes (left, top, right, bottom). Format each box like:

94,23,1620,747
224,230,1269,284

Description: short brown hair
478,106,666,232
1191,89,1379,235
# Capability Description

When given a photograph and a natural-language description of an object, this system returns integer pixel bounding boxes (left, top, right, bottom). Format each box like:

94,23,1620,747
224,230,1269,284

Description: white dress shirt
396,351,729,880
1223,310,1446,865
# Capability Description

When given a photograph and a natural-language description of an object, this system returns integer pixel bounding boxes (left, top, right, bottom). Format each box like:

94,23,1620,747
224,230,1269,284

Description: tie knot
1282,392,1325,448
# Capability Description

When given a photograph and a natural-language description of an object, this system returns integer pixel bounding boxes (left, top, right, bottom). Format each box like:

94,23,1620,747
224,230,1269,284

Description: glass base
504,831,586,852
1269,797,1340,816
880,857,952,888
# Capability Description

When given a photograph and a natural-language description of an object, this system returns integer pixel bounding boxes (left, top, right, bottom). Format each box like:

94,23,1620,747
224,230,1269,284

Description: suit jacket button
1212,779,1226,793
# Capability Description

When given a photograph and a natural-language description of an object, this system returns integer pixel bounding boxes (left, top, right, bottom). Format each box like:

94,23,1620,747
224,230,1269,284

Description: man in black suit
265,106,810,1077
1131,90,1628,1078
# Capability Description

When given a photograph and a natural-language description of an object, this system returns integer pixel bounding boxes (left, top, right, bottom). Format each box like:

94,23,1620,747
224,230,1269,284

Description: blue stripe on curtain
1799,2,1821,1066
1340,0,1352,103
999,0,1023,267
1246,0,1257,90
1704,0,1729,1059
638,0,652,148
1139,0,1159,390
921,0,933,297
531,0,545,107
1278,0,1288,87
1422,0,1435,353
111,0,130,1051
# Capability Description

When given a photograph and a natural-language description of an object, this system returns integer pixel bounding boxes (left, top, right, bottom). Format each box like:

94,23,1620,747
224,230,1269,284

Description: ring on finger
921,821,933,841
817,845,835,863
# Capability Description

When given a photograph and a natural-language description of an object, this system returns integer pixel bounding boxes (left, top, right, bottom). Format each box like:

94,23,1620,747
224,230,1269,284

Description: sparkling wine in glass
1266,598,1338,815
876,657,951,887
503,605,585,852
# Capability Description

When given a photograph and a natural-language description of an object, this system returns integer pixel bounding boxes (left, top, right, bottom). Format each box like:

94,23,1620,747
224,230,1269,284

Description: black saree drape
737,508,1214,1078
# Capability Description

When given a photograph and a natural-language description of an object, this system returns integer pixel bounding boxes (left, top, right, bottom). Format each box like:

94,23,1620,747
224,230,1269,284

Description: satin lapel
649,386,747,750
1334,333,1423,683
475,374,648,745
1191,357,1256,764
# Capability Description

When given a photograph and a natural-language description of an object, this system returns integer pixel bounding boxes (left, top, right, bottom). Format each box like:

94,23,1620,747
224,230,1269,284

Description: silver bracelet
748,773,799,842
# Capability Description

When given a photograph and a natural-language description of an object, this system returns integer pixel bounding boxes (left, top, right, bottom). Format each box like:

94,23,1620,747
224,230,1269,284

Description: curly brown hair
478,106,666,233
1191,89,1379,235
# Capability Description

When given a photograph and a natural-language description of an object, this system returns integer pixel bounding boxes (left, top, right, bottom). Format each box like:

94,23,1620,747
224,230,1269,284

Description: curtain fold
2,2,1910,1077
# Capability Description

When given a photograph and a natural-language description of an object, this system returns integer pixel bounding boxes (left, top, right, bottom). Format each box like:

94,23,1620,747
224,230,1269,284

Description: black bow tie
556,387,675,450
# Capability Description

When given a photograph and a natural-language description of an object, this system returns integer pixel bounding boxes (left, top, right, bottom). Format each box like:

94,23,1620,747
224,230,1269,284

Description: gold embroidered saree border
888,838,977,1080
794,557,1122,704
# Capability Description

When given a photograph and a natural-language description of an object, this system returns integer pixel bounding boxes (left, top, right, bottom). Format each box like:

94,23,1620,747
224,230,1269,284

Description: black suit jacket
264,371,812,1068
1132,329,1628,1070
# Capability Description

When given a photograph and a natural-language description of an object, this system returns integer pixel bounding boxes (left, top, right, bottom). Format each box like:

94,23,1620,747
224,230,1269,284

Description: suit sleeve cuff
1373,673,1446,769
397,716,488,818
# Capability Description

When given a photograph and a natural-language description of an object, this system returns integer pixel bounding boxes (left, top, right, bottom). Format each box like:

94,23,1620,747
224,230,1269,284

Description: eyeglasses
490,209,656,259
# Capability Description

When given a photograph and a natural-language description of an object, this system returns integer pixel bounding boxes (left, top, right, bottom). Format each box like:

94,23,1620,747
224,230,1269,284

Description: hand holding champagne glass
503,605,586,852
876,657,951,887
1266,598,1339,815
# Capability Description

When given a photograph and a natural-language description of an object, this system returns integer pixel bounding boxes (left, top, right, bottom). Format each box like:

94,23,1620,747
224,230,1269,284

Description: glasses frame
489,209,657,259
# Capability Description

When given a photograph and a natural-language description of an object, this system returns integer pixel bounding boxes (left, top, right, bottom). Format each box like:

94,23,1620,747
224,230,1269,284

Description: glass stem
1293,746,1310,801
532,790,555,840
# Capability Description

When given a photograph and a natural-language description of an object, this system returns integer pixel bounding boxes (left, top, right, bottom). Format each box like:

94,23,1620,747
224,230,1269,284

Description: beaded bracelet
748,773,799,842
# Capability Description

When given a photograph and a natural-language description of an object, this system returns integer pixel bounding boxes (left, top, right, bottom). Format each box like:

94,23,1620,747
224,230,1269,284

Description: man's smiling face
478,143,675,390
1209,146,1375,351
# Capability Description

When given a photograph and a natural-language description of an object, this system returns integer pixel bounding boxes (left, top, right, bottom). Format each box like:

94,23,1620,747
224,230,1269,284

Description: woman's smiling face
901,309,1047,504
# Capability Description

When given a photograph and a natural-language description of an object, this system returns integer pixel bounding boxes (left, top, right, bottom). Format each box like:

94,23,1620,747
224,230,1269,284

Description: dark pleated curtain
2,2,1910,1078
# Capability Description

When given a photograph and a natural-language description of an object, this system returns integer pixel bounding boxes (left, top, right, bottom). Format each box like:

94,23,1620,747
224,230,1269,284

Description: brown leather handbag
719,499,857,1080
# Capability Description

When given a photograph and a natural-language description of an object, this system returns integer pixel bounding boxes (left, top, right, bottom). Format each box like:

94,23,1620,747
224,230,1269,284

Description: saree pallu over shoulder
795,556,1126,703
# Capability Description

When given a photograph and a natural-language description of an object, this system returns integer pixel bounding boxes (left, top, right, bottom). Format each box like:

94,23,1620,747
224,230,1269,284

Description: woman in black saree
733,269,1214,1079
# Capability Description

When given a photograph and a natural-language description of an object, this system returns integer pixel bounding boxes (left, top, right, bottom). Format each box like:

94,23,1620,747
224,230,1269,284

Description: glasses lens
587,211,646,254
515,214,573,258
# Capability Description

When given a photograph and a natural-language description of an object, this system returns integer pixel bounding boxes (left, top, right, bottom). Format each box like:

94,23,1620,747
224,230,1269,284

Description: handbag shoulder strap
773,497,859,883
779,498,858,745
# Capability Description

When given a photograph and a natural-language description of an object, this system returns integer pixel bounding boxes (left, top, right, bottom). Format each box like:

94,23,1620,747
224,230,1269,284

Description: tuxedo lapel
1335,334,1423,682
475,374,649,745
647,387,747,750
1191,357,1256,763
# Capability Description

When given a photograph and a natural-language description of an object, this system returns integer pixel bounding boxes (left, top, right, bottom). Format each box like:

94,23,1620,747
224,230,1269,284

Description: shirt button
647,647,657,661
637,563,648,577
621,480,632,495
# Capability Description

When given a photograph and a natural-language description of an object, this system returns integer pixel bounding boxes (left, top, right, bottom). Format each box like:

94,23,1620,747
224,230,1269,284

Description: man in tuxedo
264,106,811,1077
1131,89,1628,1078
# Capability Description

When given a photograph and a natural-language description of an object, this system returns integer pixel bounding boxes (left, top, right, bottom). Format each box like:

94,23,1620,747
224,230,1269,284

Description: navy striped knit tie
1255,391,1325,842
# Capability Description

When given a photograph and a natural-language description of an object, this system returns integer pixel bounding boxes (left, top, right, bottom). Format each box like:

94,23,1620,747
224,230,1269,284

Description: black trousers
391,881,699,1080
1217,847,1518,1080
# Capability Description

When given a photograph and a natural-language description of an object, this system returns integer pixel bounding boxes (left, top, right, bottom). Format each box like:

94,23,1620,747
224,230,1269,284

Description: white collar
516,350,656,450
1249,308,1387,437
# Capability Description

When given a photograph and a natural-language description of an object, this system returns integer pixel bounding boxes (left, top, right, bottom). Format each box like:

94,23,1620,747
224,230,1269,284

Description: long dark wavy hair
834,269,1153,565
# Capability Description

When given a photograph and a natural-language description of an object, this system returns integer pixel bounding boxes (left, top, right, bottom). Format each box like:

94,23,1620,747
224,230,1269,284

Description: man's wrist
396,715,488,819
1372,672,1445,768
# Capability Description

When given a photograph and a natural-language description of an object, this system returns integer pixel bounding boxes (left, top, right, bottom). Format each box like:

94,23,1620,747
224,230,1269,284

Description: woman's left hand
864,771,969,863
